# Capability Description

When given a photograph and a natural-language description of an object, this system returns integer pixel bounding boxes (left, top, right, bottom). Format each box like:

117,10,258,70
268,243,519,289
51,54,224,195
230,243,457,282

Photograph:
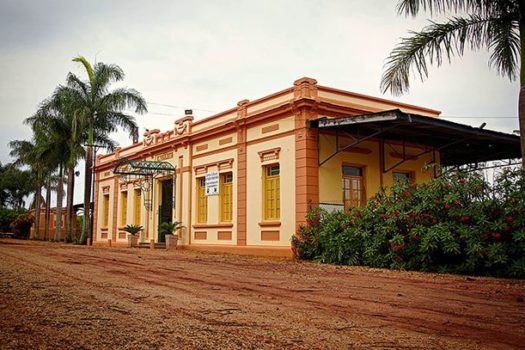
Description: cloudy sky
0,0,518,204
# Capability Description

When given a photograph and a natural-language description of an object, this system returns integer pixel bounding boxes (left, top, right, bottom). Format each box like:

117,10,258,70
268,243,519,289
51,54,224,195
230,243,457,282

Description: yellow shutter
103,194,109,227
264,165,280,220
220,173,232,222
134,189,141,225
120,191,128,226
197,178,207,223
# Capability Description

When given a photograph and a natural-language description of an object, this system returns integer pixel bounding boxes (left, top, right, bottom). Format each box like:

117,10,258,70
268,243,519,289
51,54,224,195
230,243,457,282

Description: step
137,242,166,249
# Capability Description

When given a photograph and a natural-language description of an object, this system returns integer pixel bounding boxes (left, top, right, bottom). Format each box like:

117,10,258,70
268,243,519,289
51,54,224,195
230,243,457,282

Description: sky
0,0,519,206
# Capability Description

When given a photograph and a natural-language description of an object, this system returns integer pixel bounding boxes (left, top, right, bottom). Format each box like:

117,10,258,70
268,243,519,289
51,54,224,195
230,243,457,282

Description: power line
147,101,217,113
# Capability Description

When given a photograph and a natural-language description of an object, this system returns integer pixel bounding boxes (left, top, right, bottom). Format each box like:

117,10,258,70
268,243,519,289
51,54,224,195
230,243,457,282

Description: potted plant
124,224,143,248
159,221,183,250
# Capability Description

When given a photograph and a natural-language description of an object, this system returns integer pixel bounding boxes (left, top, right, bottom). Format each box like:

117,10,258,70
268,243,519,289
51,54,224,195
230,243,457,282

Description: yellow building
93,77,520,256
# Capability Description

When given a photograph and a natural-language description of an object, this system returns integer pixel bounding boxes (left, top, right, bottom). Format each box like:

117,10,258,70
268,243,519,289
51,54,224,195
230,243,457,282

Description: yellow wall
319,133,436,206
246,135,295,247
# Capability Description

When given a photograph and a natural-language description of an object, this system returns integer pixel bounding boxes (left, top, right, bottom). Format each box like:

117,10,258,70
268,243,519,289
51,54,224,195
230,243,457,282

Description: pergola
113,158,176,211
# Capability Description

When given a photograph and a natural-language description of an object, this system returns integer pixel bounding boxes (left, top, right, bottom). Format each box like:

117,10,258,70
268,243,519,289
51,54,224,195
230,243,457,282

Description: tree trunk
81,146,93,245
518,87,525,169
33,170,42,240
518,13,525,170
55,164,64,241
44,175,52,241
65,165,75,242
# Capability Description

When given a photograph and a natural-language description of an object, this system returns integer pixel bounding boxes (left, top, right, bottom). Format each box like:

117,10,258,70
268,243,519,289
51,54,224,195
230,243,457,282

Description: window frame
220,172,233,223
263,163,280,221
196,177,208,223
342,163,366,209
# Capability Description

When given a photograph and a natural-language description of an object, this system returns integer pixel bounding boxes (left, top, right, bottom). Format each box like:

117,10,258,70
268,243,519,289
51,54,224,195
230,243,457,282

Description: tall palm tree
59,56,147,245
28,91,118,242
381,0,523,166
9,136,46,239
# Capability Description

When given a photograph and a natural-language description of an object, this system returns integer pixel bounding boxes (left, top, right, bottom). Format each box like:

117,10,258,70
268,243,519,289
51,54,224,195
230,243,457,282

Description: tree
381,0,523,167
9,137,46,239
0,163,34,209
28,90,117,242
61,57,147,245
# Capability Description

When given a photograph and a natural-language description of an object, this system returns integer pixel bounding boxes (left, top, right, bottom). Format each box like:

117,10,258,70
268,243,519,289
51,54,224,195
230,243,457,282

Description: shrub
293,168,525,278
9,213,34,239
0,207,26,233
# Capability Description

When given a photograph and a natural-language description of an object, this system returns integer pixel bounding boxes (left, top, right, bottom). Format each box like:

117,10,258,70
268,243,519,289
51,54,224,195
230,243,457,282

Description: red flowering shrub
292,168,525,278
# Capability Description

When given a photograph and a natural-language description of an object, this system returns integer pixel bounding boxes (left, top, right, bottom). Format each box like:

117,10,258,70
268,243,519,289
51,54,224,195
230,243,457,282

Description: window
342,165,365,209
102,194,110,227
263,164,280,220
197,177,207,223
393,171,413,182
134,189,141,225
220,173,233,222
120,191,128,226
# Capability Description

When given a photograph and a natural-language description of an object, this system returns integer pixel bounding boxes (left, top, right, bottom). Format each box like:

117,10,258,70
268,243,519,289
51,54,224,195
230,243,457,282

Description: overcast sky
0,0,518,205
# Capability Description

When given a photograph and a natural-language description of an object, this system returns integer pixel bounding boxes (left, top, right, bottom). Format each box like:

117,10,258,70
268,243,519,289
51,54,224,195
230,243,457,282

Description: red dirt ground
1,239,524,349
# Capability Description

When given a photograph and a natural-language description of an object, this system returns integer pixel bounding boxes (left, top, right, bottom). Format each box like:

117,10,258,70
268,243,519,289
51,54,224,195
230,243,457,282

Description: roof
310,109,521,166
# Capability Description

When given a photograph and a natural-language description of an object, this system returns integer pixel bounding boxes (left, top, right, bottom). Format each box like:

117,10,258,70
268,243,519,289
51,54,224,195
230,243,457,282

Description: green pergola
113,158,176,210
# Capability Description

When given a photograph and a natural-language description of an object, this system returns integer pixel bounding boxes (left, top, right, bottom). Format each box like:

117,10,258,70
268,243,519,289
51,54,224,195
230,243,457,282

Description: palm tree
9,136,46,239
59,56,147,245
28,90,118,242
381,0,523,167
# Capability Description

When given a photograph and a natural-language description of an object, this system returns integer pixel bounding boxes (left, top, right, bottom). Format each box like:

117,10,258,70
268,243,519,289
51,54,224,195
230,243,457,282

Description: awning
309,109,521,167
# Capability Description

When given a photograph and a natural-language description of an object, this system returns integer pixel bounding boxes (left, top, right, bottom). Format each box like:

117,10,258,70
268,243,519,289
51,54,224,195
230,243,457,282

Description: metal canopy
310,109,521,167
113,158,176,176
113,158,176,211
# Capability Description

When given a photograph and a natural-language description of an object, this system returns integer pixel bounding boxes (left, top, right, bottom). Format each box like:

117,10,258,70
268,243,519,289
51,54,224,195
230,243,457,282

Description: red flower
432,218,438,225
503,226,511,232
459,215,470,223
492,232,501,240
444,204,452,209
506,215,514,223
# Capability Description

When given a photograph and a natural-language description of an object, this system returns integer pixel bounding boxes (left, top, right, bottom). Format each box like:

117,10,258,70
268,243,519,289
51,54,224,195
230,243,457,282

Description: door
158,178,173,243
342,166,364,209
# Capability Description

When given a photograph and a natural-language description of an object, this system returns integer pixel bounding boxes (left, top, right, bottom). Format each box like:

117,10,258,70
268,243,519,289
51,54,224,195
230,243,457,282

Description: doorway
158,178,173,243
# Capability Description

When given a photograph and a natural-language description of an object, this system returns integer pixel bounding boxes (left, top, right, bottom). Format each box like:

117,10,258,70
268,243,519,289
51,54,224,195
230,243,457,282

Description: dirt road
1,239,524,349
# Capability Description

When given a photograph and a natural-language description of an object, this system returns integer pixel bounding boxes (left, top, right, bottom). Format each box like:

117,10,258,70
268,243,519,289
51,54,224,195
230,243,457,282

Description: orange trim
112,178,118,242
217,231,232,240
262,124,279,134
196,143,208,151
192,145,238,159
237,119,247,246
179,244,293,258
219,137,233,145
246,129,295,146
258,221,281,227
317,85,441,115
261,231,280,241
194,231,207,240
192,223,233,229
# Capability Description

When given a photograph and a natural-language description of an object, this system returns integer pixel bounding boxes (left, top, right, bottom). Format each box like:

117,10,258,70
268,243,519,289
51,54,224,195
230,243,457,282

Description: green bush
292,168,525,278
0,207,26,233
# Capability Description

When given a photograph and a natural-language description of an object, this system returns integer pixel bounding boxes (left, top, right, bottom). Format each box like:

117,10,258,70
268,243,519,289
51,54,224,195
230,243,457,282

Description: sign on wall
205,171,219,196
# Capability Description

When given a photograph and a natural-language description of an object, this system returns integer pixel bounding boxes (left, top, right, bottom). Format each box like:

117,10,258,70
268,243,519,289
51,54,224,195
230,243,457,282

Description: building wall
92,77,442,252
319,134,437,207
29,208,78,240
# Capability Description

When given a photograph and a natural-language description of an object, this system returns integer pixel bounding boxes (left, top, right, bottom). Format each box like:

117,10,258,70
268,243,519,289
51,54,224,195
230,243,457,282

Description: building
29,206,78,240
92,77,520,256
